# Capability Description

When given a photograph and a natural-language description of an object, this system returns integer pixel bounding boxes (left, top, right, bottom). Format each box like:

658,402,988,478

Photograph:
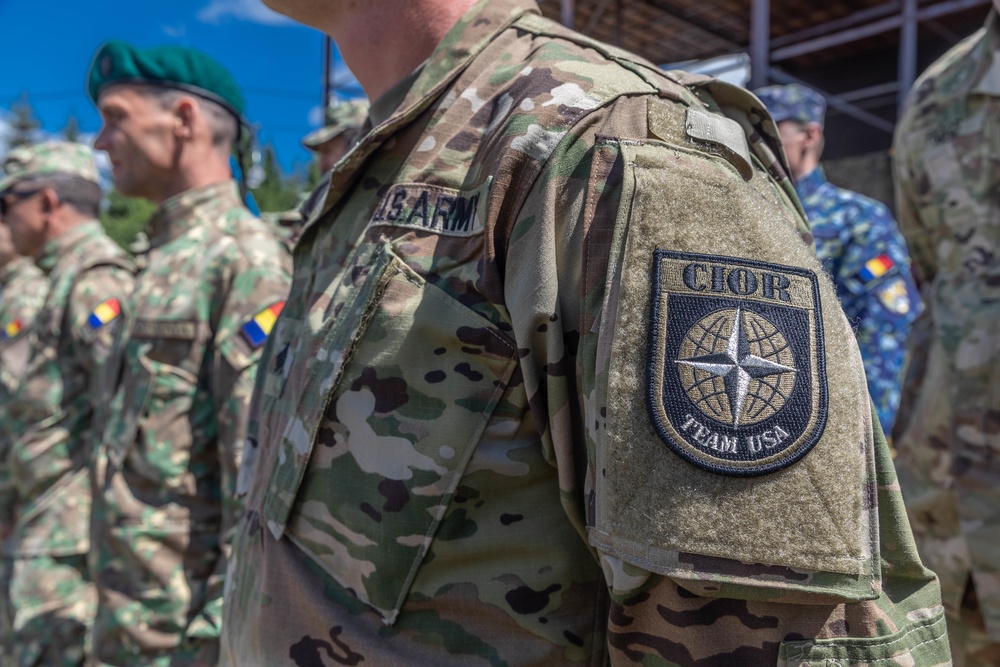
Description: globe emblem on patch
676,306,797,428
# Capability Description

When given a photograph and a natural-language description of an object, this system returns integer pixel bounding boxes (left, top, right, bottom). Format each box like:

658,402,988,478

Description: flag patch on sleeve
241,301,284,349
858,254,895,284
87,298,121,330
1,319,23,341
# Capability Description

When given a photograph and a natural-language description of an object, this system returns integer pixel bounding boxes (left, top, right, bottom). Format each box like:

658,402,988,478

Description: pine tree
62,115,81,143
251,144,301,212
9,94,40,149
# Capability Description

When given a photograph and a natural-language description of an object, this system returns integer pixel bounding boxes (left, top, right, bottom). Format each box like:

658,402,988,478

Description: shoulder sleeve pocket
589,140,881,603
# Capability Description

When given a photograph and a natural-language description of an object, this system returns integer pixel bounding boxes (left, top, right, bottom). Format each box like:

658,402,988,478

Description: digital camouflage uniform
0,258,49,407
0,143,136,667
753,84,921,436
893,8,1000,666
220,1,951,664
89,180,291,665
794,167,921,436
0,256,48,667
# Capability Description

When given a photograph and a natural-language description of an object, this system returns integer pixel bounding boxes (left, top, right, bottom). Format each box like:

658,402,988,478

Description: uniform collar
971,10,1000,96
794,165,827,201
306,0,540,235
35,219,102,275
145,180,242,248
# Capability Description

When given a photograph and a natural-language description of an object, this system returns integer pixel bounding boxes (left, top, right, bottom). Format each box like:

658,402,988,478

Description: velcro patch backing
591,140,877,594
648,250,828,476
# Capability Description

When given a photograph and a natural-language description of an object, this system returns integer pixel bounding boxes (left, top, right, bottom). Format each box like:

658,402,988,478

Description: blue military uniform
755,84,922,435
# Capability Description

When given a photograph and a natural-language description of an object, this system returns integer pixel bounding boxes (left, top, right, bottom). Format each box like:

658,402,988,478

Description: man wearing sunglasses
0,222,48,411
0,141,135,666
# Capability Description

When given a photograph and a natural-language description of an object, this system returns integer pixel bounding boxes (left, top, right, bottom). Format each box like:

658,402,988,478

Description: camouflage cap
86,40,246,120
753,83,826,126
302,100,369,149
0,141,100,192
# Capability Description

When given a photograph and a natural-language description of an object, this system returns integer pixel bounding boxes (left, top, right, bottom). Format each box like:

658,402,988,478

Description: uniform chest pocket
262,247,518,624
105,320,200,468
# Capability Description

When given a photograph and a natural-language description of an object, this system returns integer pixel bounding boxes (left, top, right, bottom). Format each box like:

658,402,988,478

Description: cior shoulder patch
648,250,828,476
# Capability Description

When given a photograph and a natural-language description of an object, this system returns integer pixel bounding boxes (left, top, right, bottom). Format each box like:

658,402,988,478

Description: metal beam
771,2,900,49
899,0,919,113
768,69,896,134
772,0,989,62
583,0,615,35
837,81,899,104
322,36,331,108
750,0,771,89
642,0,742,48
561,0,575,28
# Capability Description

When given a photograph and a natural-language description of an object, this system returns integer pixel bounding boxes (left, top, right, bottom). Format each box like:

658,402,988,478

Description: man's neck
322,0,478,101
154,157,232,205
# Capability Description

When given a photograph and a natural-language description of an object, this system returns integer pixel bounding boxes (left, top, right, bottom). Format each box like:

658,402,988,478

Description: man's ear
173,96,198,140
39,187,60,214
803,122,824,151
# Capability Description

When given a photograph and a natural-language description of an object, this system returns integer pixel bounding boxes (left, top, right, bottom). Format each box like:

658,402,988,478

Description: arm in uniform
506,80,950,663
177,239,290,660
835,200,921,436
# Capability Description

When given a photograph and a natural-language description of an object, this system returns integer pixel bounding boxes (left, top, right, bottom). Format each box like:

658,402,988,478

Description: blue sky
0,0,363,175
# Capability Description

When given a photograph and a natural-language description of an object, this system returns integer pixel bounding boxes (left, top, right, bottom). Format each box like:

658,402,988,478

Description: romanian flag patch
858,254,895,284
240,301,284,349
87,298,121,330
1,319,23,341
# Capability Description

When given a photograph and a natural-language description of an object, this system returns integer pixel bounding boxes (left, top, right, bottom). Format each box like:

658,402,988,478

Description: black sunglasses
0,188,44,217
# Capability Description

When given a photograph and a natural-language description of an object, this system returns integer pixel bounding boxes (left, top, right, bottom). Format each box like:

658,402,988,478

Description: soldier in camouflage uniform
303,99,370,173
893,3,1000,665
754,83,921,438
0,142,136,667
0,228,48,421
85,41,292,665
0,222,48,666
219,0,951,664
266,101,371,249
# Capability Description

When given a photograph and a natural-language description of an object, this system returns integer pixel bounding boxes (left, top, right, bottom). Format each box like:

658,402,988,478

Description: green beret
87,40,245,119
302,100,369,149
0,141,100,192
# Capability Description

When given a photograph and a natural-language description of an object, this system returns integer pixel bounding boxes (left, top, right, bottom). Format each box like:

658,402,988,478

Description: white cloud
197,0,295,26
162,24,187,38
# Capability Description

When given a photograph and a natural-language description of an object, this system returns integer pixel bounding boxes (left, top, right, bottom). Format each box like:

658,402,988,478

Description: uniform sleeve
177,237,291,660
67,264,135,382
892,131,938,286
504,94,951,665
835,202,922,435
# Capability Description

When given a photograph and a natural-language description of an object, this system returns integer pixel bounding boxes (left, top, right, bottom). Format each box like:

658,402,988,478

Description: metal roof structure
538,0,992,157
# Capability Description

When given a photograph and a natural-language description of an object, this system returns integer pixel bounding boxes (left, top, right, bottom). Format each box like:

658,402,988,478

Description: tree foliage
250,144,302,213
9,94,40,149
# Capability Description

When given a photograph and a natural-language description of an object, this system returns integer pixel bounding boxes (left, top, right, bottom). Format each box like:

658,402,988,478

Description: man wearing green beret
0,141,136,666
85,41,291,665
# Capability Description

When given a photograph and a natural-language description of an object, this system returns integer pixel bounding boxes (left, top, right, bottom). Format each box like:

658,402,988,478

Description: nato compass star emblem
676,306,796,428
647,250,829,477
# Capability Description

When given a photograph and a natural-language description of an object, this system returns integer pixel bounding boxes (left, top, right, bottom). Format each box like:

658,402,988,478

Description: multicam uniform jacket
221,0,950,665
89,181,291,665
0,258,48,409
893,7,1000,644
795,167,921,436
